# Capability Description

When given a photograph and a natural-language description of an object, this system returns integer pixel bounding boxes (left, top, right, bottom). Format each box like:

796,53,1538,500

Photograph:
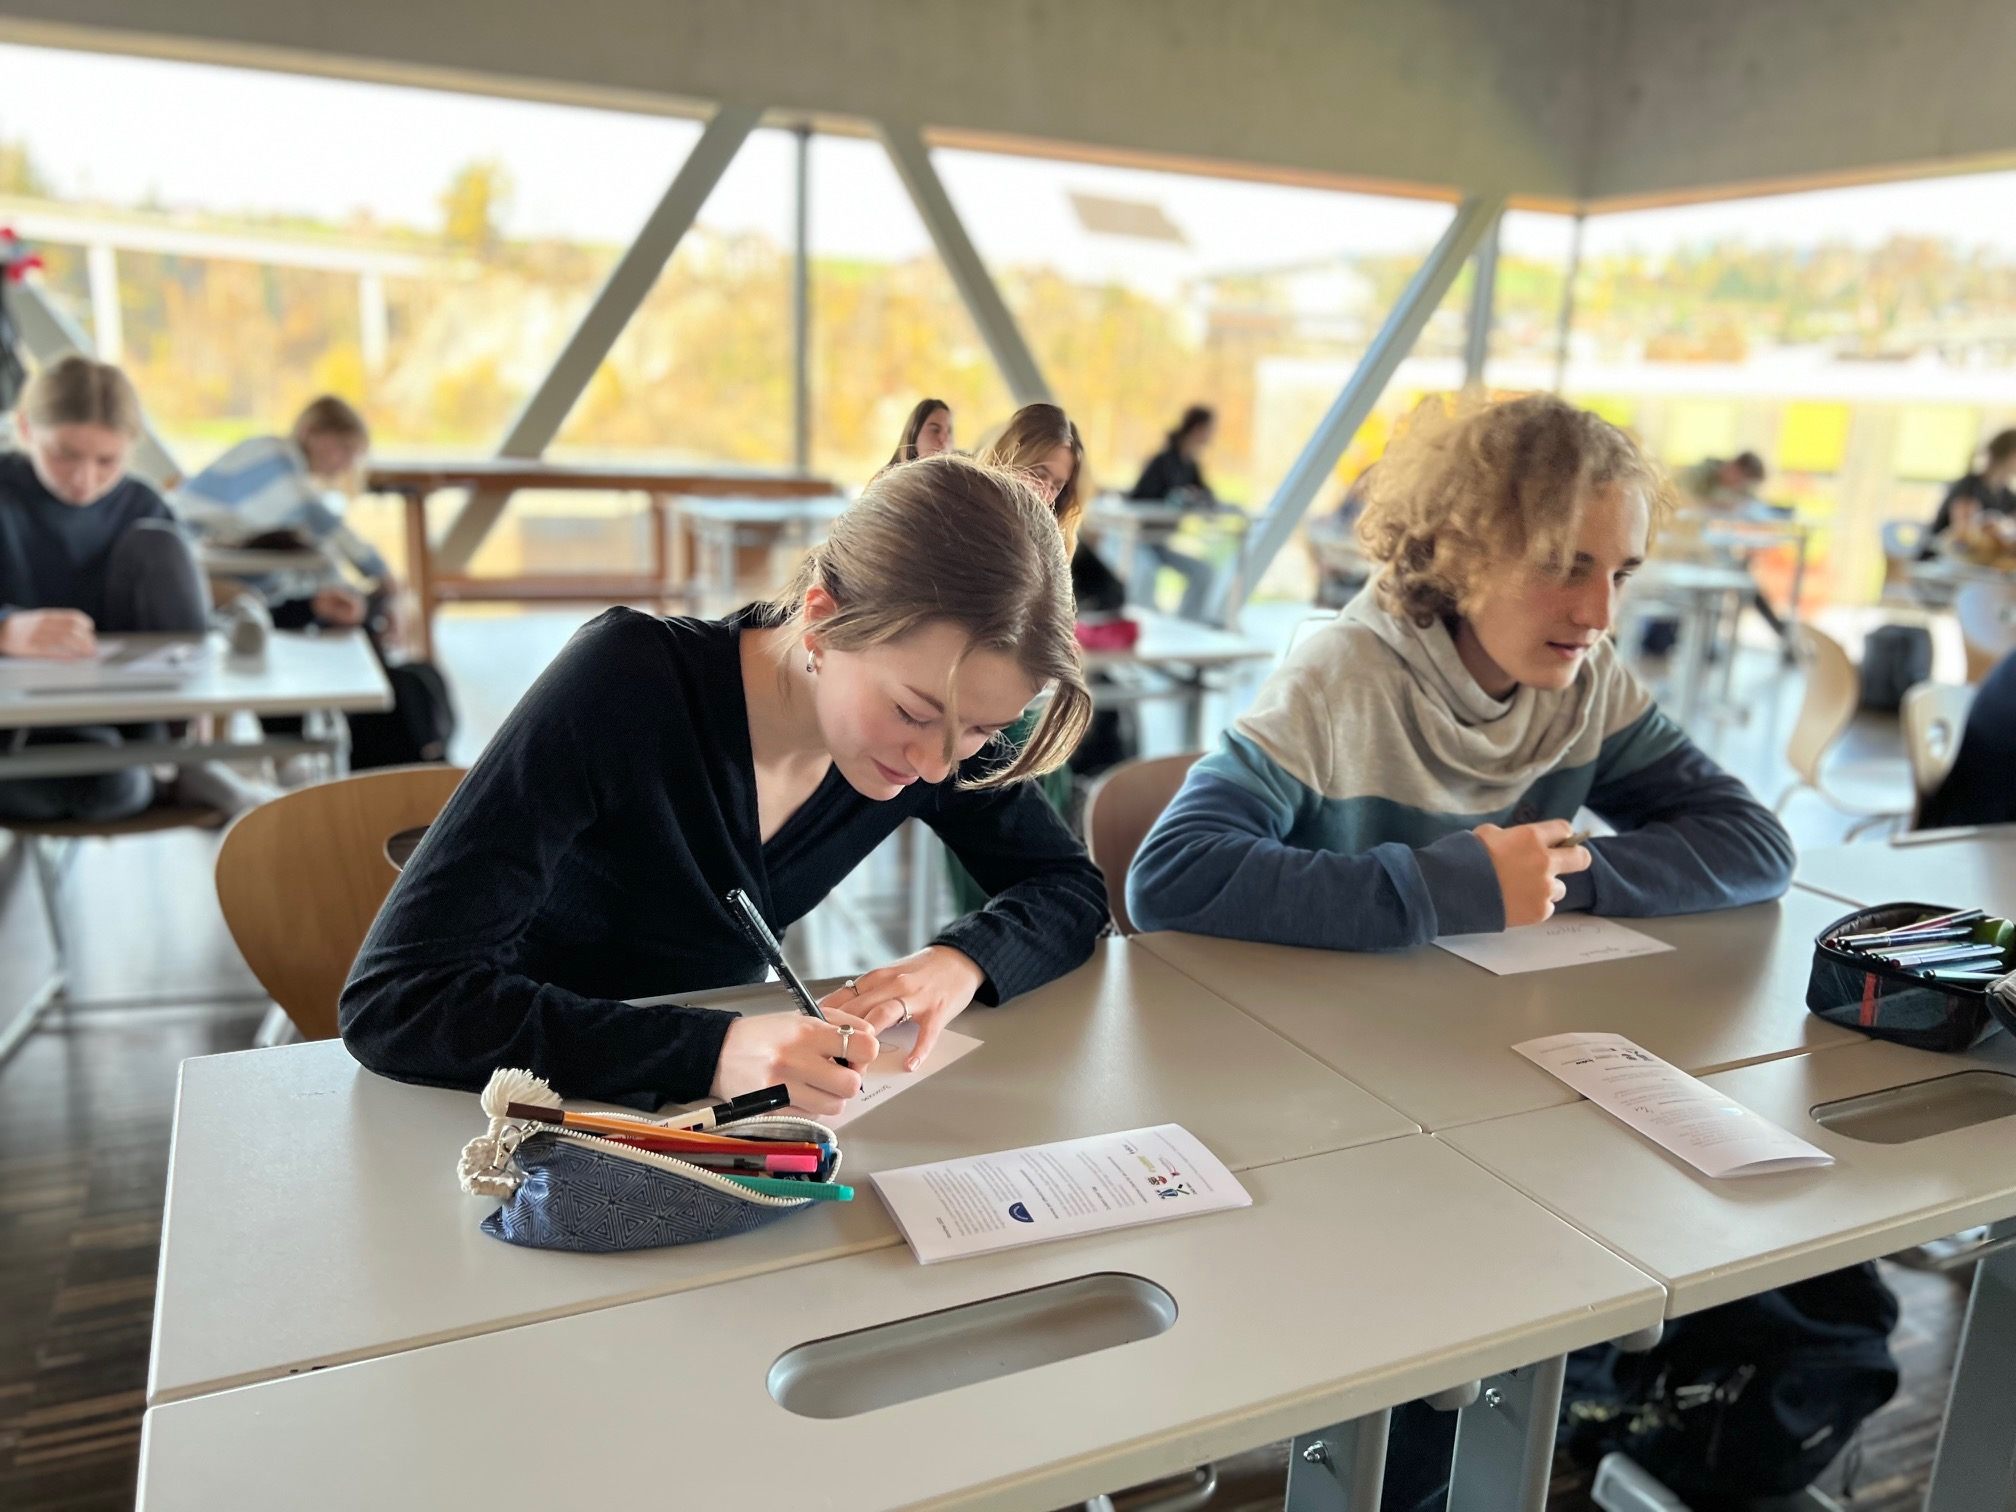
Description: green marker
723,1174,854,1202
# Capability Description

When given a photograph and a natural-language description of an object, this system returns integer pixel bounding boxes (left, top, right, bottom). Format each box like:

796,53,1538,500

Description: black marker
724,887,850,1067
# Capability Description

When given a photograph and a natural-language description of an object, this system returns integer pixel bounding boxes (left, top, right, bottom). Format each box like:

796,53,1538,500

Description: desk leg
1926,1218,2016,1511
329,710,351,780
1446,1356,1566,1512
1182,669,1207,752
401,488,437,664
1675,593,1710,730
1287,1410,1389,1511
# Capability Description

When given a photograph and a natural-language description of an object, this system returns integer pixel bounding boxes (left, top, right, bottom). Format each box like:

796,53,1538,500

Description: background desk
147,940,1416,1405
1138,891,1865,1130
1796,826,2016,910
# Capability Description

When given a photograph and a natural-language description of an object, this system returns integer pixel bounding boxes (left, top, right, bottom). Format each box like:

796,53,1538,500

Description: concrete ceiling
2,0,2012,206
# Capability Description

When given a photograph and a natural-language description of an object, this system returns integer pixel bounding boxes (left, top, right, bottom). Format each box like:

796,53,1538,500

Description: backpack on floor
1558,1264,1900,1507
1859,624,1933,713
348,661,457,769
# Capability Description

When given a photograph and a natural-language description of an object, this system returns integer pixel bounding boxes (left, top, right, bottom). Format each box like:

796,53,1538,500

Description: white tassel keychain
458,1068,562,1197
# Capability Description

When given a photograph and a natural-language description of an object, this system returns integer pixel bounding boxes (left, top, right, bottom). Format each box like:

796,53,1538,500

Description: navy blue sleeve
925,760,1110,1003
1564,722,1794,917
1126,769,1503,950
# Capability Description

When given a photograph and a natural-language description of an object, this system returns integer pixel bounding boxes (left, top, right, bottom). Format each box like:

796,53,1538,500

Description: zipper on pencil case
523,1120,840,1209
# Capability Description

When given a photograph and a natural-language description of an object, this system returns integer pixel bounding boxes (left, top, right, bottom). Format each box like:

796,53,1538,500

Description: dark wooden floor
0,827,1972,1512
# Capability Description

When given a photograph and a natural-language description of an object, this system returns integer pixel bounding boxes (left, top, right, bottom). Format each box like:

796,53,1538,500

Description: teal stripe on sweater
1197,705,1685,857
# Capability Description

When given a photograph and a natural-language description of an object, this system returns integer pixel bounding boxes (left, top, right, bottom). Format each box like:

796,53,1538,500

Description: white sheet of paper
1515,1031,1835,1179
818,1021,983,1130
871,1123,1251,1263
0,637,208,685
1437,916,1675,975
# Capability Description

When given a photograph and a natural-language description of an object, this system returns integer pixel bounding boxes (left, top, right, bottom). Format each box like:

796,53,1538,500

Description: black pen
659,1084,791,1133
724,887,850,1067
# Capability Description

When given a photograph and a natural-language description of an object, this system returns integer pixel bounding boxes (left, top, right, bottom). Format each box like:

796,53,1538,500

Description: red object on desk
1075,616,1141,652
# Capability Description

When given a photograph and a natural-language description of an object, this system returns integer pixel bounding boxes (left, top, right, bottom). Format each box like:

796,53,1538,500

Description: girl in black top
1128,404,1217,504
341,454,1108,1113
1930,428,2016,540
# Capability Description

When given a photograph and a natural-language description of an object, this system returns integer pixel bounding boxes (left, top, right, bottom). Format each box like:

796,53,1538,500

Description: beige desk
1796,826,2016,911
1440,1035,2016,1316
1138,890,1865,1131
148,940,1415,1405
139,1137,1663,1512
1441,1036,2016,1510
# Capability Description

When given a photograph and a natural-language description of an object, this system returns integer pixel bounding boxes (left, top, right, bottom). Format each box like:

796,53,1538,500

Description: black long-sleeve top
339,608,1108,1108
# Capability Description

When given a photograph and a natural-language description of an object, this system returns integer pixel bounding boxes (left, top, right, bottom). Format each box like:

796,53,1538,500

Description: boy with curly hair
1128,392,1793,948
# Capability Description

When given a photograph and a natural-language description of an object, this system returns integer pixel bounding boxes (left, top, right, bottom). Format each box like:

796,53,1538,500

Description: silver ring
898,1000,912,1025
836,1024,855,1059
844,978,860,996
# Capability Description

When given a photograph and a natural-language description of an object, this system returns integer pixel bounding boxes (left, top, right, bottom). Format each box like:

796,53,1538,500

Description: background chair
214,764,464,1041
1898,681,1976,820
1083,753,1202,935
0,803,235,1065
1775,626,1910,839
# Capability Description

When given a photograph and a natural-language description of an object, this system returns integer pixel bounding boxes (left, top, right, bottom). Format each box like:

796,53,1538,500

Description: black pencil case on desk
457,1068,841,1253
1807,902,2016,1053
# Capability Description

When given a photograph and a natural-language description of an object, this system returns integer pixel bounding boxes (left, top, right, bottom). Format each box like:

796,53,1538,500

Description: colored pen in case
504,1105,823,1157
723,1174,854,1201
1878,945,2006,967
659,1152,822,1175
658,1085,790,1132
1838,908,1986,945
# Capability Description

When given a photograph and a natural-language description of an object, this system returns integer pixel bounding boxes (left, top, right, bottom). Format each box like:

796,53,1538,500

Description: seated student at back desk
0,355,265,822
341,455,1107,1115
1129,394,1794,948
1126,404,1222,622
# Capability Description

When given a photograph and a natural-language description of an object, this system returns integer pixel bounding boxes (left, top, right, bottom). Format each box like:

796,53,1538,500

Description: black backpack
1557,1264,1900,1506
1859,623,1933,712
348,660,457,769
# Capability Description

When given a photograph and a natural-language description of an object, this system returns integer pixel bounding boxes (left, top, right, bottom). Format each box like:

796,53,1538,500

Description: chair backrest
1784,625,1860,791
1955,581,2016,684
214,765,466,1040
1082,753,1203,936
1899,681,1976,802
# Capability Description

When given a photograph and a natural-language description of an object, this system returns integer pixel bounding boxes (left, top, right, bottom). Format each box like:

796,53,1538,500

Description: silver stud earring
805,650,817,675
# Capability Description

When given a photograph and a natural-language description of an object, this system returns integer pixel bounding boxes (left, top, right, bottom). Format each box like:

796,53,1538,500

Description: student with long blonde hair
343,454,1106,1114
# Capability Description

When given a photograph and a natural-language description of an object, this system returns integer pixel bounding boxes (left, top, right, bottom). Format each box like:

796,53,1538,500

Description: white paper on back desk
1437,915,1673,975
1516,1031,1834,1179
872,1124,1251,1263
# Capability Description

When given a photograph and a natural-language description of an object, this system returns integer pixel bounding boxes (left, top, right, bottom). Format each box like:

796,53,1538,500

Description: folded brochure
871,1124,1251,1263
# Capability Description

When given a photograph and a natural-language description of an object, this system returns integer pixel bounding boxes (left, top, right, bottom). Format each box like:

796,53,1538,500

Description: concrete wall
0,0,1598,198
1587,0,2016,201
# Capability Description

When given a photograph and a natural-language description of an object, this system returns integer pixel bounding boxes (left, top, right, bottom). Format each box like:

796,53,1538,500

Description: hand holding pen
711,1010,879,1117
716,887,880,1116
